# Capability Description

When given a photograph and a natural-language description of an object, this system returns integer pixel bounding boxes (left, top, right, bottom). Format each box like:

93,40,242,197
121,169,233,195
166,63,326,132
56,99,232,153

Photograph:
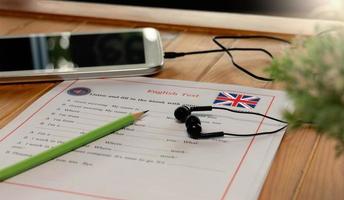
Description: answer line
167,163,225,173
112,149,158,157
34,126,74,135
120,143,172,153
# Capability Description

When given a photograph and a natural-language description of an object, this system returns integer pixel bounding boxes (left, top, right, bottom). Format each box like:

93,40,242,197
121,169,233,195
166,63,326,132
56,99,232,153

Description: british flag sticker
213,92,260,109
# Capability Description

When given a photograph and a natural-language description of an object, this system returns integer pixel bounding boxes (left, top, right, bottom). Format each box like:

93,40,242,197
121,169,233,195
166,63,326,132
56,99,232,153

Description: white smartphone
0,28,164,83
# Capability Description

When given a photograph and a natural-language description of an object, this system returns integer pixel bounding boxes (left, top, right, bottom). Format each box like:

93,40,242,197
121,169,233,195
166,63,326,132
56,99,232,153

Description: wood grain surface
0,7,343,200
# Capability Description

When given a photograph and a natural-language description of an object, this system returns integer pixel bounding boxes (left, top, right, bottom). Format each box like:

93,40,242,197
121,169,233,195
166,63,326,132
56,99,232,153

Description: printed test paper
0,77,289,200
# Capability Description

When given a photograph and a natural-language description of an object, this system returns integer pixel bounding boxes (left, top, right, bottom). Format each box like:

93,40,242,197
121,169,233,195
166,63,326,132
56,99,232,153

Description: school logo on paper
67,87,91,96
213,92,260,109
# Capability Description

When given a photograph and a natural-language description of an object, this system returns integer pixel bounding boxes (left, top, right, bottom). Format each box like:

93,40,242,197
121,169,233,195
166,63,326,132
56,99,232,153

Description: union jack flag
213,92,260,109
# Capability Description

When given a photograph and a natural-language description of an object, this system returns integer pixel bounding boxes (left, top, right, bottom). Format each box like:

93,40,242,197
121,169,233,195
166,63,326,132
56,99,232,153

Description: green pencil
0,110,148,181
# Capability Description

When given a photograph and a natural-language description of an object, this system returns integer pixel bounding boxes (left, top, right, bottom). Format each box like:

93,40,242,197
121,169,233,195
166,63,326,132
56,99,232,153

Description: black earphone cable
174,105,289,139
213,37,274,81
164,35,291,82
222,124,288,137
212,106,287,137
212,106,287,124
164,47,274,59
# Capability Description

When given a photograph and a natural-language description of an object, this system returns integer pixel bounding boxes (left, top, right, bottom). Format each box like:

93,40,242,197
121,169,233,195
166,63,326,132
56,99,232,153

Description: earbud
174,105,287,139
185,115,202,139
184,115,225,139
174,106,224,139
174,105,191,122
174,105,213,123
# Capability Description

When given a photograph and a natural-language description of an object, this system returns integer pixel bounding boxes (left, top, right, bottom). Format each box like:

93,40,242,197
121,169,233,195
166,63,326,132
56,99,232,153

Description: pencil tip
143,110,149,114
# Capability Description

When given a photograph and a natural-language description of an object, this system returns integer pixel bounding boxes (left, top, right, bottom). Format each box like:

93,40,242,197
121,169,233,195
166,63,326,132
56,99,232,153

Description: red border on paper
220,96,275,200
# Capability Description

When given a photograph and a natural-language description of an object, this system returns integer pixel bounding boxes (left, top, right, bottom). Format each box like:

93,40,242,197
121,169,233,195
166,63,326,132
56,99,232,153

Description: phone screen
0,32,145,72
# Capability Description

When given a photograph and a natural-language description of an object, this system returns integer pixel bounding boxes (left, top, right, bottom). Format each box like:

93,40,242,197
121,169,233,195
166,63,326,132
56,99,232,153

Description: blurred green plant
266,29,344,155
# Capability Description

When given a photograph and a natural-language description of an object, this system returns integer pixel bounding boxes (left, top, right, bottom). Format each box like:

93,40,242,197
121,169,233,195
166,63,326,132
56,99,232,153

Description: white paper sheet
0,77,289,200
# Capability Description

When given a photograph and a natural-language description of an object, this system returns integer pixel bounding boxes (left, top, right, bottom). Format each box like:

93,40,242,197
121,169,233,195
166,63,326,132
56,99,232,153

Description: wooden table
0,1,343,199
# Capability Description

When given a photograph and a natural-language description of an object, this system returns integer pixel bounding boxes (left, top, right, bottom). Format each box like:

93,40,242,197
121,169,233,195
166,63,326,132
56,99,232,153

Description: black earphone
174,105,288,139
